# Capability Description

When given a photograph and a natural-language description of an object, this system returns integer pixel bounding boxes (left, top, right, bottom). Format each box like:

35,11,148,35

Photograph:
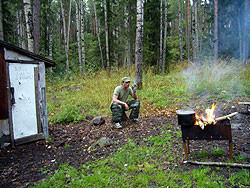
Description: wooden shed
0,40,55,146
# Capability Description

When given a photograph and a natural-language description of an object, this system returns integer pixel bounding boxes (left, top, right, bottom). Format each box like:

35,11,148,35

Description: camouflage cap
122,77,131,82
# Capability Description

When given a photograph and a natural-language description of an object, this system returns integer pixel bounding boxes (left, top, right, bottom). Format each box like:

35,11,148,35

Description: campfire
195,103,217,129
176,104,238,160
194,103,238,130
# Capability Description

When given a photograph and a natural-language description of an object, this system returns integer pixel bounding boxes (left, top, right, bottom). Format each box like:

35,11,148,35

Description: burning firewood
215,112,238,121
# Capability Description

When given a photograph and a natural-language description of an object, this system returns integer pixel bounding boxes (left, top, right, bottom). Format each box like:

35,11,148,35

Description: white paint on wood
9,63,38,139
5,49,33,61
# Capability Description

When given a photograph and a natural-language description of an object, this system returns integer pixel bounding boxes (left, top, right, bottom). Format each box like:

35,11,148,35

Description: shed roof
0,40,55,67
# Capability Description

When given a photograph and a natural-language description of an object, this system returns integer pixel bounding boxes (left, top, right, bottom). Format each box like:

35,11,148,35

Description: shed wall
0,46,8,119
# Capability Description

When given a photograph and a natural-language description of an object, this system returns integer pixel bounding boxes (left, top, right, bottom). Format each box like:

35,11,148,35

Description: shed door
8,62,43,144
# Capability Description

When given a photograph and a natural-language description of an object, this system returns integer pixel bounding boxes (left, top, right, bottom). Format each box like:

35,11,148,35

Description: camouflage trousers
111,99,140,123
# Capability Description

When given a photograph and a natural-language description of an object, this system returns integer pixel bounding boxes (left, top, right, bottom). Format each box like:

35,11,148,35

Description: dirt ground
0,100,249,188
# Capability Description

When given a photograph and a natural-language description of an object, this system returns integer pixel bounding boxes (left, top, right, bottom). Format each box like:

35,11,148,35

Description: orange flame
195,103,217,128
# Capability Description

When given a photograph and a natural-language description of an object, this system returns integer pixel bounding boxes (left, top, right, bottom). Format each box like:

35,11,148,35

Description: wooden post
229,140,233,160
183,140,188,160
187,140,190,153
6,63,15,147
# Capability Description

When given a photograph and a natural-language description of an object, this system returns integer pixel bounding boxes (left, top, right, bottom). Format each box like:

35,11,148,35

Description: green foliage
32,128,248,187
45,137,52,143
53,105,84,124
211,147,225,156
229,170,250,187
196,148,225,159
46,60,249,124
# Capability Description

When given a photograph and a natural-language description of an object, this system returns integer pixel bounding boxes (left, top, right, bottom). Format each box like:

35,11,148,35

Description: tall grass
46,60,249,124
183,59,249,99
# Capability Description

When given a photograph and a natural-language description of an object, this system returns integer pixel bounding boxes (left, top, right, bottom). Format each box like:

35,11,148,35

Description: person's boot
114,122,122,129
131,118,140,123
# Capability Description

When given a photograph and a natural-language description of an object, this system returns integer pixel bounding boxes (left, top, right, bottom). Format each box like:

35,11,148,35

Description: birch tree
76,0,82,72
214,0,218,60
162,0,168,73
135,0,144,89
23,0,34,52
48,0,53,59
128,1,134,70
16,8,25,48
104,0,110,72
0,0,3,40
200,1,205,53
243,0,248,64
33,0,40,54
187,0,191,63
178,0,183,61
192,0,196,60
80,0,85,73
237,8,243,61
159,0,163,70
194,0,199,58
60,0,71,71
94,0,104,70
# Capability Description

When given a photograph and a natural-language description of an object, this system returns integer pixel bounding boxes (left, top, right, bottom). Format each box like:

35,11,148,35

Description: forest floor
0,99,249,188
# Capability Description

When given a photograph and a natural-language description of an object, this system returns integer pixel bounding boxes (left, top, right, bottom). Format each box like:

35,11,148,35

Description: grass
46,60,249,125
33,128,250,187
37,60,250,187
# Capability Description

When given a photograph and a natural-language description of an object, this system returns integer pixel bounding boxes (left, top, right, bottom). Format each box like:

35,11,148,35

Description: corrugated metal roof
0,40,55,67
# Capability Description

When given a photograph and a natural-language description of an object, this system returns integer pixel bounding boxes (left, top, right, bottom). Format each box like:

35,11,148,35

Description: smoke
182,60,246,100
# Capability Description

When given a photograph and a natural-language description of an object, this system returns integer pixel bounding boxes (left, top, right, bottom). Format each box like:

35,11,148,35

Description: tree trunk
67,0,72,67
129,1,134,71
80,0,85,73
33,0,40,54
76,0,82,72
194,0,199,59
124,4,129,70
187,0,191,63
192,0,196,60
214,0,218,61
243,0,248,64
48,0,53,59
162,0,168,73
16,9,21,47
104,0,110,73
60,0,71,71
94,0,104,70
178,0,183,61
237,9,243,61
59,11,62,52
23,0,34,52
159,0,163,71
135,0,144,89
0,0,3,40
200,2,205,53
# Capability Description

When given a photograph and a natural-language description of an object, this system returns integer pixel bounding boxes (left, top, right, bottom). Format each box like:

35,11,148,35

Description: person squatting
110,77,140,129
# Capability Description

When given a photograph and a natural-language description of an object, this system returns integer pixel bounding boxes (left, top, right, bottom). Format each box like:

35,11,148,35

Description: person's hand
124,103,129,110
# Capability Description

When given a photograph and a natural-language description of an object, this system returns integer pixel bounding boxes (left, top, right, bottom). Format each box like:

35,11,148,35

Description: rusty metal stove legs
229,140,232,160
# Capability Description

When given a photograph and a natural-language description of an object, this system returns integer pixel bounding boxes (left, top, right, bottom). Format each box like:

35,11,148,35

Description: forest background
0,0,249,121
0,1,250,187
1,0,249,74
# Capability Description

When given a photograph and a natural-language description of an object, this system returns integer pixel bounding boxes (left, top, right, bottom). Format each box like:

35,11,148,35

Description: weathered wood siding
0,46,8,119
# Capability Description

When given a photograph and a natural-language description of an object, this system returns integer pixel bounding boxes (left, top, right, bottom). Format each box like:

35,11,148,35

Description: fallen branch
215,112,238,121
184,160,250,168
238,102,250,105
